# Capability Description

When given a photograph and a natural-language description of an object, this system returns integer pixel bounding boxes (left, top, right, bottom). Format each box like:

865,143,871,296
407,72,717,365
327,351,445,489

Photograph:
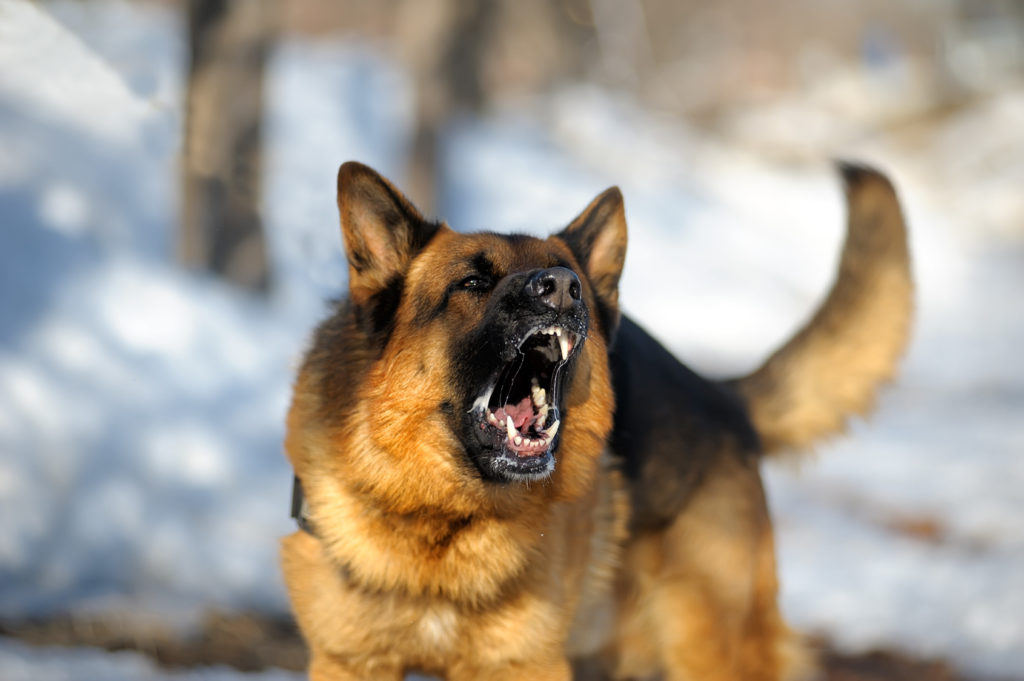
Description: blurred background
1,0,1022,679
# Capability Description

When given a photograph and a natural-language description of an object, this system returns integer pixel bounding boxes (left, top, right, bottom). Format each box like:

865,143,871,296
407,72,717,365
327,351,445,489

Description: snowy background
1,0,1022,678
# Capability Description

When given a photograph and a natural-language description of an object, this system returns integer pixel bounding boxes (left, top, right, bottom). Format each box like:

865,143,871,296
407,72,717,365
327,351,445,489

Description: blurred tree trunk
397,0,494,217
179,0,275,293
396,0,593,218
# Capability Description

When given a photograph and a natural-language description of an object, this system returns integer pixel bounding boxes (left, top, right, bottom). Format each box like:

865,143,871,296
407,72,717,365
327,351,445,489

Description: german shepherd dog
281,161,912,680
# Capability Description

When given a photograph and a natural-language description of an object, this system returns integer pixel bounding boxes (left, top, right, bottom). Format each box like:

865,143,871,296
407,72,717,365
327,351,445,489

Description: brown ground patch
0,611,306,672
0,612,1013,680
811,638,972,681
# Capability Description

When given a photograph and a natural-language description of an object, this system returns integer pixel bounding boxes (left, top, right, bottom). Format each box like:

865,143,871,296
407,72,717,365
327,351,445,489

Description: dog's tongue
492,396,534,429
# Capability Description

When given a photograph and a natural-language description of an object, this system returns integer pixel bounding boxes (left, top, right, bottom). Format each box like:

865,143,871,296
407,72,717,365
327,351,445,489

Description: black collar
290,475,315,535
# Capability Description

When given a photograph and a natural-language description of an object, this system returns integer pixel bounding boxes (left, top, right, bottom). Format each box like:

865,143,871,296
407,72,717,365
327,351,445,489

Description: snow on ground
1,0,1023,678
0,637,303,681
0,0,296,622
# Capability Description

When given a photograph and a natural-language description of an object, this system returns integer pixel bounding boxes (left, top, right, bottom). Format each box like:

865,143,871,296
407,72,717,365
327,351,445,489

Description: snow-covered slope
1,1,1022,678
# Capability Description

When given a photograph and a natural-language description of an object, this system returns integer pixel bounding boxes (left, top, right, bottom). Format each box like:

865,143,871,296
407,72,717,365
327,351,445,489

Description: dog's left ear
557,187,628,334
337,161,440,306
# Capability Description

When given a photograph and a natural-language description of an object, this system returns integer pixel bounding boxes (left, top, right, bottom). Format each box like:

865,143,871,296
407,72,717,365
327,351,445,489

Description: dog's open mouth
470,324,581,477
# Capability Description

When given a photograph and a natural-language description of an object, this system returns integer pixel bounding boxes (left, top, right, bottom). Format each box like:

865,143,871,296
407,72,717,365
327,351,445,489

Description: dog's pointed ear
337,161,440,304
557,187,628,333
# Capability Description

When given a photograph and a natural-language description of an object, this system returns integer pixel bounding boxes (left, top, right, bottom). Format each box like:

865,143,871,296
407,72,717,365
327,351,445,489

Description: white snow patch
0,0,155,145
0,638,303,681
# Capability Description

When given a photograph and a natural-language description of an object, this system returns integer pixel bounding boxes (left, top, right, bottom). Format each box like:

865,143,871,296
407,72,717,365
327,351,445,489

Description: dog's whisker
498,351,526,408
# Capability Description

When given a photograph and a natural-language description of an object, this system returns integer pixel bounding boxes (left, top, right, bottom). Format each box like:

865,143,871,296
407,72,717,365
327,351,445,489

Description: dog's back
612,163,912,519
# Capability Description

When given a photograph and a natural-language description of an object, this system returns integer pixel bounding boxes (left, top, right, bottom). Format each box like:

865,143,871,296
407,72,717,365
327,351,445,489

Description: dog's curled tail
733,162,913,455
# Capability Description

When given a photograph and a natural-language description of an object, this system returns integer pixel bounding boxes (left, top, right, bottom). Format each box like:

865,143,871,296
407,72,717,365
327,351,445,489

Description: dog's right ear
557,187,628,336
337,162,440,305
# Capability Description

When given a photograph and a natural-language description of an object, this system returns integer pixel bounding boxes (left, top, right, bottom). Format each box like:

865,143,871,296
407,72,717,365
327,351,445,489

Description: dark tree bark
180,0,275,293
396,0,595,218
397,0,495,218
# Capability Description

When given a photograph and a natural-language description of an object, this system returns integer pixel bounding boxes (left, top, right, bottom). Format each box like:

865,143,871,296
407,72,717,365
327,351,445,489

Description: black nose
524,267,582,311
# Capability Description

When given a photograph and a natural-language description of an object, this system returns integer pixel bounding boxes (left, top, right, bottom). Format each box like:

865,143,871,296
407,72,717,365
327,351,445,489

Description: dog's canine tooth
506,415,517,442
558,335,570,361
545,419,560,440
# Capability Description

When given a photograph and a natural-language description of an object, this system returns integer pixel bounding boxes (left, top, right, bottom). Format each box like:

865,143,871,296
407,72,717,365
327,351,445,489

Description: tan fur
281,161,912,681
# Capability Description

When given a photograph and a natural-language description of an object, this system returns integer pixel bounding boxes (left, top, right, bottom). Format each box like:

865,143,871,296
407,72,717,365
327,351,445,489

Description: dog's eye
457,275,492,292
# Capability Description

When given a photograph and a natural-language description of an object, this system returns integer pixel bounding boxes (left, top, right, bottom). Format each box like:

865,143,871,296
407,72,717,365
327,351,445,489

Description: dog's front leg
307,653,403,681
449,657,572,681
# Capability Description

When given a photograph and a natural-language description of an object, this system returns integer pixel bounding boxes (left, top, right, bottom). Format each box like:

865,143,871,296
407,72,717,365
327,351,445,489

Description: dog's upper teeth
558,334,570,361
